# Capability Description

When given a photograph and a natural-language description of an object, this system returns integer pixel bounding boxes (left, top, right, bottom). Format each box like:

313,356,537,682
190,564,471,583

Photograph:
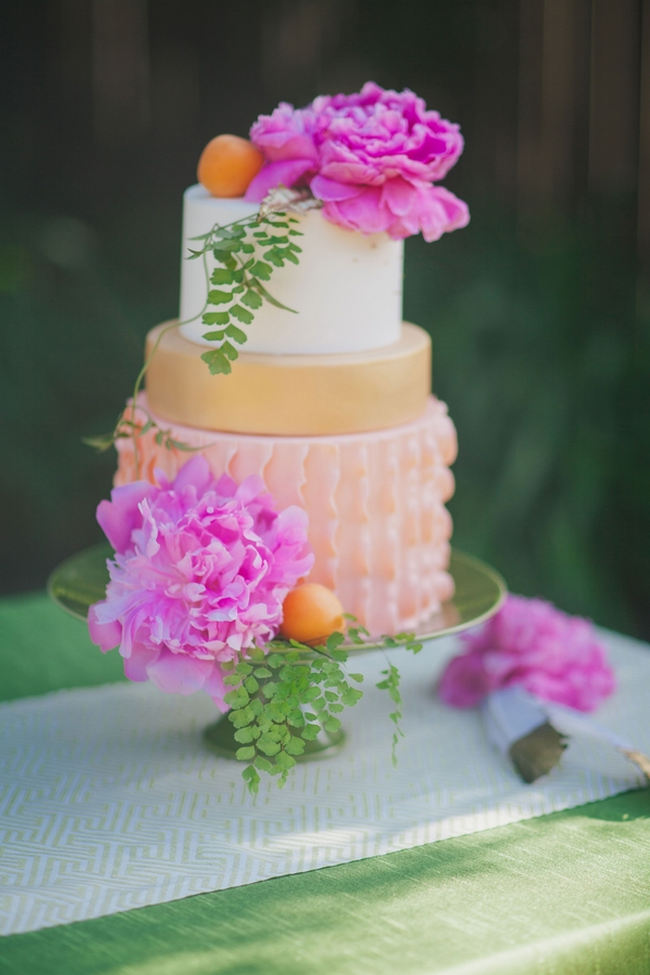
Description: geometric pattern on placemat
1,631,648,935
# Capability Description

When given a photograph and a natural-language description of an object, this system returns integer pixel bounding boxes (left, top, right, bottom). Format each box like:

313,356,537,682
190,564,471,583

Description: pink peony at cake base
88,455,313,708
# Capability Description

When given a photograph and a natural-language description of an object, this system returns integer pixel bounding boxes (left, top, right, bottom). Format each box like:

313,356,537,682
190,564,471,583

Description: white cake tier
178,185,404,355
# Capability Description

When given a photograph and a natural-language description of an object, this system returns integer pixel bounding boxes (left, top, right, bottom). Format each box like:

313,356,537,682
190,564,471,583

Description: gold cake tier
145,321,432,436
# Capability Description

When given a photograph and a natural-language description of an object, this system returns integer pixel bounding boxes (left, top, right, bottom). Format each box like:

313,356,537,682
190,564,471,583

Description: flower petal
123,644,159,682
438,650,495,708
310,174,361,202
88,603,122,652
146,650,214,696
245,159,315,201
96,481,156,554
426,185,471,233
381,177,417,217
324,187,390,235
172,454,213,495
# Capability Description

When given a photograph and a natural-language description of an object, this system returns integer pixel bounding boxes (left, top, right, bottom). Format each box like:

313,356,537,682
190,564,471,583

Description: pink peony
245,102,320,199
88,456,314,709
245,81,469,241
438,595,615,712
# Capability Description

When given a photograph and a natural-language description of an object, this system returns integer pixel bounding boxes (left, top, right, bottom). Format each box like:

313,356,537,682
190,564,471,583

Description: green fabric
1,592,649,975
0,591,124,701
2,791,649,975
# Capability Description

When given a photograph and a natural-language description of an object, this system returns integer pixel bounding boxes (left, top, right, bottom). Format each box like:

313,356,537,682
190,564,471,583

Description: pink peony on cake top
245,81,469,241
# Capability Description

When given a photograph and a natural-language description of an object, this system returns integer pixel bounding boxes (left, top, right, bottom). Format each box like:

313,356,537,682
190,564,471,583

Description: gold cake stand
49,546,506,760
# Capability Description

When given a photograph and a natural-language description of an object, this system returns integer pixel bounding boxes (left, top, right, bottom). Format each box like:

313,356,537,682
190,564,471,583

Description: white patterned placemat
1,630,648,935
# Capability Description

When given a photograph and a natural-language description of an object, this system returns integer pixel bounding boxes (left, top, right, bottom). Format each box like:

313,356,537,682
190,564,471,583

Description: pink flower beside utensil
439,594,615,712
88,456,313,709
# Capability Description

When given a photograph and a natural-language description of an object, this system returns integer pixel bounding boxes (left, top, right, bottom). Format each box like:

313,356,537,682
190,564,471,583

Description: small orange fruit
197,134,264,198
279,583,345,646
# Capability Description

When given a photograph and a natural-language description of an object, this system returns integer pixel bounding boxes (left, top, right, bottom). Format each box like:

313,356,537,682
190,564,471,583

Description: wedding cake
112,83,469,637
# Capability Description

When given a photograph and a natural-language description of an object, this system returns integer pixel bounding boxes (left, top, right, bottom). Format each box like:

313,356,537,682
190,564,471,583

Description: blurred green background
2,1,649,637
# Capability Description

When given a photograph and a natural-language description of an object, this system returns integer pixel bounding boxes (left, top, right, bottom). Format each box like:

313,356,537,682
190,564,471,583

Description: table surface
1,591,649,975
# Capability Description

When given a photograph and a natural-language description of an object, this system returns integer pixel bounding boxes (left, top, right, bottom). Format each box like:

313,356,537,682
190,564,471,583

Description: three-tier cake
112,82,469,636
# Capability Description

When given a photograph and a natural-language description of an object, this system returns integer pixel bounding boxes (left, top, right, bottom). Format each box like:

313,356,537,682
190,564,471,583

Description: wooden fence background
5,0,648,258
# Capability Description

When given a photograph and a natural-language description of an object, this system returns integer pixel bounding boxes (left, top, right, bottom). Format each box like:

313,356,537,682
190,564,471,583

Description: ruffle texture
115,396,458,636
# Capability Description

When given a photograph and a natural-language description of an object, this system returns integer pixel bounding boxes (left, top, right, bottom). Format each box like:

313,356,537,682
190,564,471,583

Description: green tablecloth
1,593,649,975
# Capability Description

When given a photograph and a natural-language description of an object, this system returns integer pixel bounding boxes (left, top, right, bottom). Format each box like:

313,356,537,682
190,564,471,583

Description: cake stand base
48,546,506,766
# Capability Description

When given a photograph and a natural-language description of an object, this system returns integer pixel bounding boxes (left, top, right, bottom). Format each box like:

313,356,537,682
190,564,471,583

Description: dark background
2,0,649,637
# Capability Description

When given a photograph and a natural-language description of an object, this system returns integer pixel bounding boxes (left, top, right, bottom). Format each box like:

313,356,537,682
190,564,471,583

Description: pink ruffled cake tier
115,394,457,637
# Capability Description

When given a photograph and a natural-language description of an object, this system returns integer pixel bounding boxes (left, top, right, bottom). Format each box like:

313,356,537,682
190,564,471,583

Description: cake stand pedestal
203,711,346,761
48,548,506,763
